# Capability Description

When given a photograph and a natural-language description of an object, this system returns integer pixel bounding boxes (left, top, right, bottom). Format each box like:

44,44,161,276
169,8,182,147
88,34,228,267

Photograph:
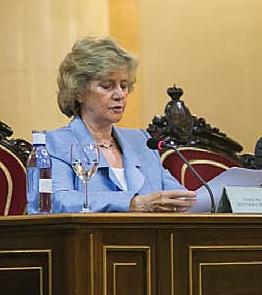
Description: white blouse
111,167,127,191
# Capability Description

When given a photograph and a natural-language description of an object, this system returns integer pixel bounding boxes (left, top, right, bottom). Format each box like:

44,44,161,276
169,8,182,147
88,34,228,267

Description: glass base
80,206,90,213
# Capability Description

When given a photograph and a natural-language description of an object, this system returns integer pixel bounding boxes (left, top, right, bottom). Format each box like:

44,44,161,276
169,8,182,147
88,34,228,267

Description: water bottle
26,130,52,214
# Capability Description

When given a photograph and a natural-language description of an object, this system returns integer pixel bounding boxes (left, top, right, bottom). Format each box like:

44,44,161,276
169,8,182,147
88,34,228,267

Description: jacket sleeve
139,129,185,191
161,165,186,190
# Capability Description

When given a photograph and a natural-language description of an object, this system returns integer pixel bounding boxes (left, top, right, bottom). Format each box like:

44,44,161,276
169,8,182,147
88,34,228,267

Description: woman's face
80,70,130,127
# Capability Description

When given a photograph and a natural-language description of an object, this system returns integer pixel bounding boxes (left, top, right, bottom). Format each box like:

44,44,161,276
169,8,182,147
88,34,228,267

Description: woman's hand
129,190,196,212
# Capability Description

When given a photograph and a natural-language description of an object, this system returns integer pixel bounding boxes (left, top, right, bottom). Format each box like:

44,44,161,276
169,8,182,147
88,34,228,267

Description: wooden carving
0,121,32,166
147,85,255,167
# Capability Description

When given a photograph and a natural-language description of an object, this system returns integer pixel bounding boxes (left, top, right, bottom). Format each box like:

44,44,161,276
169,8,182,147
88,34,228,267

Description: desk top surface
1,213,262,227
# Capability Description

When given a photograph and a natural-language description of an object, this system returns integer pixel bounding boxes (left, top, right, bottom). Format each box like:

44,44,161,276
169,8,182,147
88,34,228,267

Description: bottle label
39,179,52,193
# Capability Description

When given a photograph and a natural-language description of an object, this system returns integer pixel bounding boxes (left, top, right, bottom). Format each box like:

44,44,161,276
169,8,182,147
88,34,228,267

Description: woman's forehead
95,70,130,80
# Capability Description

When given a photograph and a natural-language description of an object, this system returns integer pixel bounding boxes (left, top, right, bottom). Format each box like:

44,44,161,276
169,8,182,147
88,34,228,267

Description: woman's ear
77,83,89,103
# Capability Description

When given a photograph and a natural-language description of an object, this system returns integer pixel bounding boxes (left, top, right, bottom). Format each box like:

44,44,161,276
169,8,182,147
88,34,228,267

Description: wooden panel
0,250,51,295
201,263,262,295
1,214,262,294
91,230,155,295
0,268,42,295
0,224,90,295
104,246,150,295
190,246,262,295
156,232,173,295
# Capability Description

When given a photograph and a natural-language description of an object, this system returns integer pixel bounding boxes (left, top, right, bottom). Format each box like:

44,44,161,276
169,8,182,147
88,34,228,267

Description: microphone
147,137,216,213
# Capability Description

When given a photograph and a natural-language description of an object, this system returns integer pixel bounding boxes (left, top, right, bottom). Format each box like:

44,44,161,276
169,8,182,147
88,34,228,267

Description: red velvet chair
161,147,240,190
0,122,31,215
147,85,252,190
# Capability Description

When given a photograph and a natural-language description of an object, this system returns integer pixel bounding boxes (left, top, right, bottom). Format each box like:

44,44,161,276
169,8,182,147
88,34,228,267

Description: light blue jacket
45,117,185,212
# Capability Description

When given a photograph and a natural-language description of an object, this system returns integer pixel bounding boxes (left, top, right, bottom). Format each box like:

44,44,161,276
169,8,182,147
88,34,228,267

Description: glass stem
84,180,89,211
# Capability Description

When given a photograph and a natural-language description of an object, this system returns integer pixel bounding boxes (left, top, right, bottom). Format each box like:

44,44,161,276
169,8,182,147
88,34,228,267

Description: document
189,167,262,213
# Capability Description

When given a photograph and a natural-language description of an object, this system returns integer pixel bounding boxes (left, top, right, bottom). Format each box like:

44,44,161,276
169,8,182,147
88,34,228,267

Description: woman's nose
112,85,125,100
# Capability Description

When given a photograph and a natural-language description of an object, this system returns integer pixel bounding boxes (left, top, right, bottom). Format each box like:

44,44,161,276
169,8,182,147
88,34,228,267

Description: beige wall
138,0,262,153
109,0,142,128
1,0,261,153
0,0,109,141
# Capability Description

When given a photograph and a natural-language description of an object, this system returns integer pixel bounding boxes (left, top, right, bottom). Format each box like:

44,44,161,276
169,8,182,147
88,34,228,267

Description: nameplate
217,186,262,213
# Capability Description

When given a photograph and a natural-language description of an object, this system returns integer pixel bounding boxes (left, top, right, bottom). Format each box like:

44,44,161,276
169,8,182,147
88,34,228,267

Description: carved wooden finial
167,85,184,101
0,121,32,165
0,121,13,139
165,85,194,142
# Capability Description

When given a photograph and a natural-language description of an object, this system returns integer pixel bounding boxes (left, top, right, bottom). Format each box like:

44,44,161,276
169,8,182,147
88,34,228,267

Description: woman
46,36,196,212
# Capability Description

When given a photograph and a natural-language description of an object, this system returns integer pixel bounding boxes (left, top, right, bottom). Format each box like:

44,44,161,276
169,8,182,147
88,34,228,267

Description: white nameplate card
217,186,262,213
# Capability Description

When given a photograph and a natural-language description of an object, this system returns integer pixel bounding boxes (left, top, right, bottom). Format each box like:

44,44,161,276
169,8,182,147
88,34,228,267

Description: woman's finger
166,190,196,199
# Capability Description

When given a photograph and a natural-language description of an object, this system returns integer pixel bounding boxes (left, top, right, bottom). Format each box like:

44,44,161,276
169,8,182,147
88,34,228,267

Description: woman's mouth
110,106,124,113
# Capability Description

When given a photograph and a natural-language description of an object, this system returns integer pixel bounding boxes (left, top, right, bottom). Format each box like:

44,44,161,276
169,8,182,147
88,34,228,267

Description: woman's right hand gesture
129,190,196,212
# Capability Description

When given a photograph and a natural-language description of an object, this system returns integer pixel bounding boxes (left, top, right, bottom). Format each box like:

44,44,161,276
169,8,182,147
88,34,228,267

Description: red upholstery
161,147,240,191
0,144,26,215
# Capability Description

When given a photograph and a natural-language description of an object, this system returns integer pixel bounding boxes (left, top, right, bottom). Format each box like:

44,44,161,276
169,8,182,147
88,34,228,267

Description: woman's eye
120,83,128,90
100,83,111,89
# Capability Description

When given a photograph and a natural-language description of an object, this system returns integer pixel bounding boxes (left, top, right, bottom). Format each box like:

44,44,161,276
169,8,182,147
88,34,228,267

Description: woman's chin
108,113,124,123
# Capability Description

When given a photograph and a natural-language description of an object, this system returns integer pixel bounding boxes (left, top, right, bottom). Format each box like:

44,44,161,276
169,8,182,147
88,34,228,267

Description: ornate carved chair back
0,122,32,215
147,85,253,190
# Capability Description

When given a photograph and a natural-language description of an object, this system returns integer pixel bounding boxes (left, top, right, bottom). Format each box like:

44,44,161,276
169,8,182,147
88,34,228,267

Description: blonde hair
57,36,138,117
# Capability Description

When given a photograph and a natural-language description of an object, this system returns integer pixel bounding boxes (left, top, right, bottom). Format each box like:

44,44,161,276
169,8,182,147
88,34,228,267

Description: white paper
189,167,262,213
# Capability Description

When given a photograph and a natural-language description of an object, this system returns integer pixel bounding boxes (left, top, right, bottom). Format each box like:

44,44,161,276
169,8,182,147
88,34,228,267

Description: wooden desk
1,213,262,295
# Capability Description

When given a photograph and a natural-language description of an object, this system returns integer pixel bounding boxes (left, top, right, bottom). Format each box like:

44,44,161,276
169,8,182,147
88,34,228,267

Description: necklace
82,120,115,149
98,141,114,149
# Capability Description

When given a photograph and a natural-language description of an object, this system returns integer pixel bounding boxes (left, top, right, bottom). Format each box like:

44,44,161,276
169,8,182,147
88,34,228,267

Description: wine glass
70,143,100,212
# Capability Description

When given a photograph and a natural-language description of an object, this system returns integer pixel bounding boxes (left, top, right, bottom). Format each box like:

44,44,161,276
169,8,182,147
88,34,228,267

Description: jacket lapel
68,117,145,192
68,117,108,168
113,127,145,193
